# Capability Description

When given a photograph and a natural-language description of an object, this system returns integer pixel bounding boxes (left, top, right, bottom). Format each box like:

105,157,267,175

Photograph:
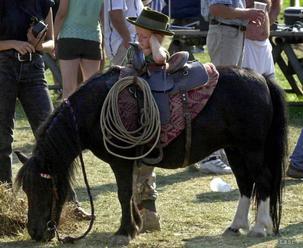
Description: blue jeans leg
0,63,17,183
290,128,303,170
18,74,53,135
0,54,53,184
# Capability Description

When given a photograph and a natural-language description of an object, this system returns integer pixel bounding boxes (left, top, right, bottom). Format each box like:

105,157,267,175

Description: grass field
1,1,303,247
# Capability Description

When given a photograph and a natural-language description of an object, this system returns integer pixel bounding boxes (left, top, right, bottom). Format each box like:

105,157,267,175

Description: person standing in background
103,0,143,65
142,0,166,12
0,0,54,185
242,0,275,80
287,129,303,178
207,0,265,66
54,0,103,99
54,0,104,219
192,0,265,174
269,0,281,25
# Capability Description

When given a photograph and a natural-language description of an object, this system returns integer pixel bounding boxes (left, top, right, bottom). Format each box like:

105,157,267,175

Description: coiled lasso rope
100,76,161,160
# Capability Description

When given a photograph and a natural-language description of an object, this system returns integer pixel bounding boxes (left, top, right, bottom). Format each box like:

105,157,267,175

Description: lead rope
100,76,161,160
54,100,95,244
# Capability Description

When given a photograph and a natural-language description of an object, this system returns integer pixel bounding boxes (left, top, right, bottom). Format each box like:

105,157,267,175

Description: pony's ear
14,151,29,164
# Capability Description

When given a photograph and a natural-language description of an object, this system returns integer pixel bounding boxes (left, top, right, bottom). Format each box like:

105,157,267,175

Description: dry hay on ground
58,202,85,234
0,183,26,236
0,183,83,237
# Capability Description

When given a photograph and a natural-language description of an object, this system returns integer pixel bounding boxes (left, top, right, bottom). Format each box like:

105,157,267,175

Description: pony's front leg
110,163,141,246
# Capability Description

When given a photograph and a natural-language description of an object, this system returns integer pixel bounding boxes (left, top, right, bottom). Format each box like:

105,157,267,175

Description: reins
45,100,95,244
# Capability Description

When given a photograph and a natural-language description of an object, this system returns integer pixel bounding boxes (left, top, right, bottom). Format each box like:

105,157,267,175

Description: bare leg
80,59,100,81
59,59,81,99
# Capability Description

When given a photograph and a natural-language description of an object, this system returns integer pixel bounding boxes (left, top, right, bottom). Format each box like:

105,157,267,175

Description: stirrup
166,51,189,73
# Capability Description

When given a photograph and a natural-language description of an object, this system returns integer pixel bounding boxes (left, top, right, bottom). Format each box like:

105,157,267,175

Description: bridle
36,99,95,243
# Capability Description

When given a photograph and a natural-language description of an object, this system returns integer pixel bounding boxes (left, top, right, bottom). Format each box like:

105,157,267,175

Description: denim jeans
0,51,53,183
290,128,303,170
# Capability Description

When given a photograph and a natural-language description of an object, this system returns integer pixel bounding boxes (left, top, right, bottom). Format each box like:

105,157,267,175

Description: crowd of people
0,0,302,234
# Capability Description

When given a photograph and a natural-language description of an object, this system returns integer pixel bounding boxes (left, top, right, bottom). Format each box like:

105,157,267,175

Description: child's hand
149,34,166,65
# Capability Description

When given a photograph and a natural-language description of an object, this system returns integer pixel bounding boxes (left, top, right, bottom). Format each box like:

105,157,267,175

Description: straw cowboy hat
127,7,174,36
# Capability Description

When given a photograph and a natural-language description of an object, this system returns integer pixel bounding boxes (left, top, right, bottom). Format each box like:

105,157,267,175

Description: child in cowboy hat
118,8,174,233
125,7,174,68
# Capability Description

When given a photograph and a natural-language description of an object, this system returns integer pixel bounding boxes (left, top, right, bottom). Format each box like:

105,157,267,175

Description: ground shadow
74,168,213,202
195,189,239,203
284,178,303,187
183,222,303,248
74,182,117,202
0,231,113,247
156,168,212,188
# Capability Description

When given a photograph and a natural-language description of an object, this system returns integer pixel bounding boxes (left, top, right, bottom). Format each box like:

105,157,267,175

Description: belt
210,20,246,31
0,49,41,62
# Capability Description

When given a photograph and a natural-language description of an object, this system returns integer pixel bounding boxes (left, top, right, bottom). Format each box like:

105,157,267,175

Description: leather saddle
107,50,210,124
142,58,209,124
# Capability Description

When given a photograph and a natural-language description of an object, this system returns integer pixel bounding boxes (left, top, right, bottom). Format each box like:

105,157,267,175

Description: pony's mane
15,67,120,189
15,102,79,190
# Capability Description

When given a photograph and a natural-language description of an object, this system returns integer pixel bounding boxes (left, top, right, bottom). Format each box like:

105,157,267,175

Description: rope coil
100,76,161,160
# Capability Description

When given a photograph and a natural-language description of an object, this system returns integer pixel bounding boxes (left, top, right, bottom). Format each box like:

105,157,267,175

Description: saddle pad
118,63,219,147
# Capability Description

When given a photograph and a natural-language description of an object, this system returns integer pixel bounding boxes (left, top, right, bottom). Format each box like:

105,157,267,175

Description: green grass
2,3,303,246
2,60,303,247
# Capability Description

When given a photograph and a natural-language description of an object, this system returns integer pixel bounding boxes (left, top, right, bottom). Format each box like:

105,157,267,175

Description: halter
39,99,95,244
40,173,52,179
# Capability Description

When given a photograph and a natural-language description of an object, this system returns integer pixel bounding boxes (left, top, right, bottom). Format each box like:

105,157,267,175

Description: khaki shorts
206,24,244,67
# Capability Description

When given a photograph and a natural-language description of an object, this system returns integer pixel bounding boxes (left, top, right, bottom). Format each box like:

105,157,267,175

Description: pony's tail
265,77,288,234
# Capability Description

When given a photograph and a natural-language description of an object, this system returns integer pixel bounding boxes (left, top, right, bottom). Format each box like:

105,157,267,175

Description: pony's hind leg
223,148,253,236
237,151,273,237
110,163,141,246
223,196,251,236
248,168,274,237
248,198,273,237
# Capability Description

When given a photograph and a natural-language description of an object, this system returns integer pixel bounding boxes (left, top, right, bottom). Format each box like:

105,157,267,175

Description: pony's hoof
109,235,131,247
222,227,241,237
247,230,266,238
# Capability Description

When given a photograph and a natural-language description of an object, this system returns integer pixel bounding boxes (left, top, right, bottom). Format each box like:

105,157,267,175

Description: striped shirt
103,0,143,60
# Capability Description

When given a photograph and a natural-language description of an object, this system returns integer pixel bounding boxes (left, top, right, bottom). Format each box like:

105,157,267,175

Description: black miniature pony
16,66,287,244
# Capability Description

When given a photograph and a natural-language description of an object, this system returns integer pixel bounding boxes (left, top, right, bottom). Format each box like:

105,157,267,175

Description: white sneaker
193,157,232,174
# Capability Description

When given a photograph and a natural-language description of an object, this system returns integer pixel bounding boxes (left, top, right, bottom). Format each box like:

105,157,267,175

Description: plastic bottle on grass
210,177,232,192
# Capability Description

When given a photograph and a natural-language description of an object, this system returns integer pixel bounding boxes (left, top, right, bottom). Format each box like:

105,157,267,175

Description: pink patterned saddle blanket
118,63,219,147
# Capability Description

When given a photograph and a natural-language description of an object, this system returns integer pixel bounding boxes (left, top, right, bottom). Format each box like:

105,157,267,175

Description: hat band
136,15,169,31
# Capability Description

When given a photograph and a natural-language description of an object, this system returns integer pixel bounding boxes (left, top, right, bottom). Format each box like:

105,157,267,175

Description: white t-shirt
103,0,143,60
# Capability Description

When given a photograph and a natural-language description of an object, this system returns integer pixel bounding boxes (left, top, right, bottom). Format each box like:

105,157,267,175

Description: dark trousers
0,51,53,183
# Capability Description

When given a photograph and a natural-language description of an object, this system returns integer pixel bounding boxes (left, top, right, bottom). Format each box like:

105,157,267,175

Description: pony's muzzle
27,222,55,242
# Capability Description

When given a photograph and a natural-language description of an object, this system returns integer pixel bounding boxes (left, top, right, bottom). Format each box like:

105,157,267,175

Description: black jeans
0,50,53,183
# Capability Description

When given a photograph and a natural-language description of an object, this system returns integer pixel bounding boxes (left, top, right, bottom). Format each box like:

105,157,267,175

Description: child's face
136,26,153,50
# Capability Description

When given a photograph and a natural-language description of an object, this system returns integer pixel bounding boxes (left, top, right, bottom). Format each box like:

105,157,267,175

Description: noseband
37,99,95,244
